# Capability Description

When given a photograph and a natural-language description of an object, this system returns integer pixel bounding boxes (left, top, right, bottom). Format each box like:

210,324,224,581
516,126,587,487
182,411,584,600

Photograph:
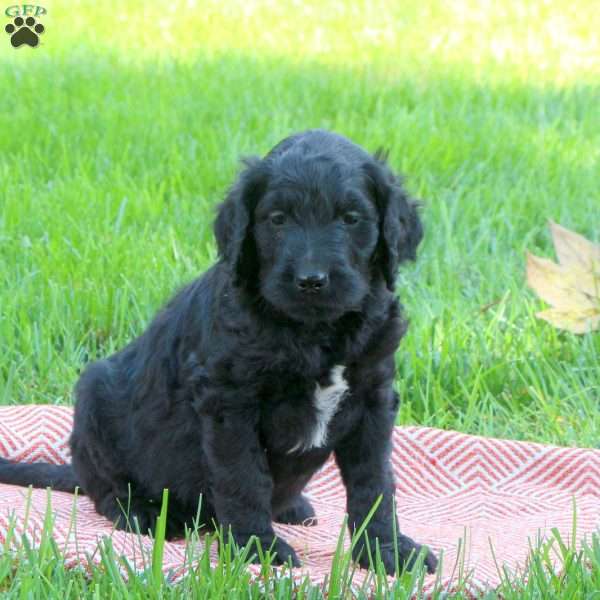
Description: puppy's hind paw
274,495,317,526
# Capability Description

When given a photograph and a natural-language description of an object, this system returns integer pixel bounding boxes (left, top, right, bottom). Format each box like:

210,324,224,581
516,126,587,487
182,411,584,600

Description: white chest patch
289,365,348,454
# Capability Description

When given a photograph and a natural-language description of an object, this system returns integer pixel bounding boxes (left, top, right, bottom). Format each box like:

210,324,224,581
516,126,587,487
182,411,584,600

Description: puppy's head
214,134,423,323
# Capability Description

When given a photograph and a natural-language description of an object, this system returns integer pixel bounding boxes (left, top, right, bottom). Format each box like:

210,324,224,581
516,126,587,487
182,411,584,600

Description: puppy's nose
295,271,329,292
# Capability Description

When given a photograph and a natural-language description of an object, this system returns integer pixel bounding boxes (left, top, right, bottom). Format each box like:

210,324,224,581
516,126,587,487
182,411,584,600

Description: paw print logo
5,16,45,48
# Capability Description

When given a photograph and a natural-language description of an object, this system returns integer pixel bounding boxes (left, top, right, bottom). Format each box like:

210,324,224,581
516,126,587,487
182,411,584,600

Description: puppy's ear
363,151,423,291
214,157,268,288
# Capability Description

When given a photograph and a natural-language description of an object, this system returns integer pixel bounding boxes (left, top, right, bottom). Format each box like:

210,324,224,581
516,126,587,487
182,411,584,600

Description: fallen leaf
550,220,600,271
526,222,600,334
526,253,596,310
536,308,600,335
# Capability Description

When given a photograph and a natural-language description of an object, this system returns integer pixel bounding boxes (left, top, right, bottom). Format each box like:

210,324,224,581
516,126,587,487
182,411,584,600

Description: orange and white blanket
0,405,598,593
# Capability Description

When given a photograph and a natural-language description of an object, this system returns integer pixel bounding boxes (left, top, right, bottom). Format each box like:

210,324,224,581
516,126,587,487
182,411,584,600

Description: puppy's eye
269,211,287,226
342,212,360,226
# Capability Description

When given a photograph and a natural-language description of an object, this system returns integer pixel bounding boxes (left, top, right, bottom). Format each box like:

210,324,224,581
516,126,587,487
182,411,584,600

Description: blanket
0,405,598,594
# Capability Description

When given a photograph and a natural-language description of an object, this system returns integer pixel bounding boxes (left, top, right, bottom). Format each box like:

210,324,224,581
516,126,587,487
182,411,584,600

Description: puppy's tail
0,458,80,493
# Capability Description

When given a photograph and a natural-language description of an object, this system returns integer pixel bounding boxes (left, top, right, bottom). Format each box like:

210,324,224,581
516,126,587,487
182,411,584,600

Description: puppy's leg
274,495,317,526
72,400,180,537
73,439,173,536
334,388,438,575
201,407,300,567
99,495,160,533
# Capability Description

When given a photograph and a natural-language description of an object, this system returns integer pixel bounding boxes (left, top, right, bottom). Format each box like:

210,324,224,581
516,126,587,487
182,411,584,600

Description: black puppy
0,130,437,574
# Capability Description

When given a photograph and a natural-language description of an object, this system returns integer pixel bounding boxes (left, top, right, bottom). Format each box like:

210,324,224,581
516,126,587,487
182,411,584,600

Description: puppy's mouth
282,301,351,323
259,269,369,323
268,290,361,323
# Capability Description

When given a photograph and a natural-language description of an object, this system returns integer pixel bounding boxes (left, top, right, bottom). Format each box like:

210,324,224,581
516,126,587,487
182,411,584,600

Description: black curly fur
0,130,436,574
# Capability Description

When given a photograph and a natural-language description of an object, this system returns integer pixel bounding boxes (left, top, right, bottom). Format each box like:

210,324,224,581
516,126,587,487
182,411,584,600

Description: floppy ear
214,157,268,288
363,151,424,291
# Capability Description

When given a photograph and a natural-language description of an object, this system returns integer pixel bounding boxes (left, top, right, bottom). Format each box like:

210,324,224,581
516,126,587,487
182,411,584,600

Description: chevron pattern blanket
0,405,598,594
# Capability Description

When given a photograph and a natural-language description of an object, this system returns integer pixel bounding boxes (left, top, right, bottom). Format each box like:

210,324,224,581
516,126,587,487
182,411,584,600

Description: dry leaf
550,220,600,271
526,222,600,334
536,308,600,335
526,253,596,310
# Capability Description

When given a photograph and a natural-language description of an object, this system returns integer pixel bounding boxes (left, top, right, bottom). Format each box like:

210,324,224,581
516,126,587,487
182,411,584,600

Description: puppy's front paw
355,533,437,575
239,534,301,568
269,537,301,567
391,534,437,574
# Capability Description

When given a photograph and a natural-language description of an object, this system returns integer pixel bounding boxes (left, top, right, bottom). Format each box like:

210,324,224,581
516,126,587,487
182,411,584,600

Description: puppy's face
252,171,378,322
214,135,423,324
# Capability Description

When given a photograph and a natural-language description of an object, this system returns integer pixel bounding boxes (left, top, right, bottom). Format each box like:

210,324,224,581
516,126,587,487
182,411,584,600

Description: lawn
0,0,599,596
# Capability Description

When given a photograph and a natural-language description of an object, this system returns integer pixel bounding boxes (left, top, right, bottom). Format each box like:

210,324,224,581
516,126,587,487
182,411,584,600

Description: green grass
2,493,600,599
1,0,599,596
